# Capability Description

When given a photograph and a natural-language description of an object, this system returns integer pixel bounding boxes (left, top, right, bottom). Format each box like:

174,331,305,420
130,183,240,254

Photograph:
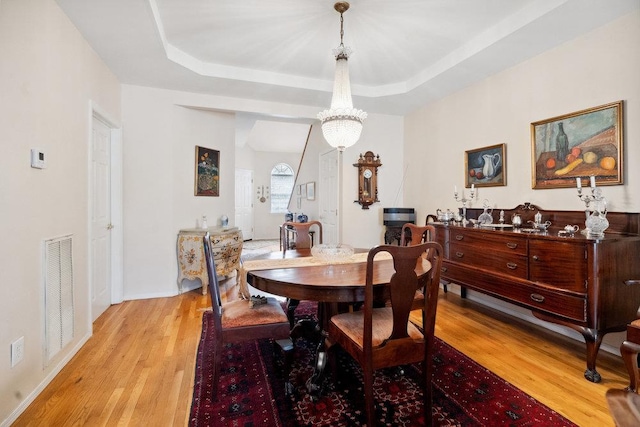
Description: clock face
363,168,372,179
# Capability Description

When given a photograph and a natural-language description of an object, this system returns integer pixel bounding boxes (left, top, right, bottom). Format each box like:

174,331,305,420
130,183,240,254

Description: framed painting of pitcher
530,100,623,189
465,143,506,188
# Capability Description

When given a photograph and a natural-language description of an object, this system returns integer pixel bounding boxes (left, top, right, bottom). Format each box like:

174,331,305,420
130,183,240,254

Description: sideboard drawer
450,242,527,279
529,240,587,292
503,282,587,322
450,229,527,256
442,260,586,322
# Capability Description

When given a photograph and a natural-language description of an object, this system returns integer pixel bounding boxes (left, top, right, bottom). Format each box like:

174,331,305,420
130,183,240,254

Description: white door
319,149,340,244
235,168,254,240
91,116,112,321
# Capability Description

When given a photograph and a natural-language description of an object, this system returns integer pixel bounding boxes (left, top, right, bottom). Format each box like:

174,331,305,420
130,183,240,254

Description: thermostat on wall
31,149,46,169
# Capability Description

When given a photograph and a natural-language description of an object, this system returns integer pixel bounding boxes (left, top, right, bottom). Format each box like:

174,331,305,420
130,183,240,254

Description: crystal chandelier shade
317,2,367,152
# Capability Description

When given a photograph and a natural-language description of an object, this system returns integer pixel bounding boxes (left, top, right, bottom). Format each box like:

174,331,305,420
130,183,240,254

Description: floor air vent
44,235,74,365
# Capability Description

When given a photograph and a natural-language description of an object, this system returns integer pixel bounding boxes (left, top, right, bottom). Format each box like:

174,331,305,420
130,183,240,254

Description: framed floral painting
195,146,219,196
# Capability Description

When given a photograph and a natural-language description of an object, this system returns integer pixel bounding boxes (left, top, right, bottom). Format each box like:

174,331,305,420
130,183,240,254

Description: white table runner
237,251,393,299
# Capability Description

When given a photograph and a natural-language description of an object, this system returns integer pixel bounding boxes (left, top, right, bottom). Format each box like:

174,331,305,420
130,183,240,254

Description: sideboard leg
583,330,604,383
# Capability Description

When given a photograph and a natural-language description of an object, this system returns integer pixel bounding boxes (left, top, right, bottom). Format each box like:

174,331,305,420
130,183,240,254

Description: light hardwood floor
13,286,626,426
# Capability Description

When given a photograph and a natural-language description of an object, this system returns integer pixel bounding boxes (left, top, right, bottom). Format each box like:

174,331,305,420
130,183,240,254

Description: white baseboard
1,331,92,427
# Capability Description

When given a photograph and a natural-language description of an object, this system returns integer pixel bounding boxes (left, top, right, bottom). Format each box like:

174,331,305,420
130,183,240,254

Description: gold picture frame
531,101,623,189
464,143,506,188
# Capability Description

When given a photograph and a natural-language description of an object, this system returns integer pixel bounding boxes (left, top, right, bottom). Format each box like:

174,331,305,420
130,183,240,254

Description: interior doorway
89,106,123,323
90,115,112,321
235,168,254,240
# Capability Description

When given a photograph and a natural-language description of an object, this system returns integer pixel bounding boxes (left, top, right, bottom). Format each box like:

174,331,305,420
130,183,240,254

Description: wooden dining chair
281,220,323,253
606,389,640,427
328,242,443,426
621,319,640,392
203,233,294,398
401,223,435,247
281,220,323,326
401,223,446,302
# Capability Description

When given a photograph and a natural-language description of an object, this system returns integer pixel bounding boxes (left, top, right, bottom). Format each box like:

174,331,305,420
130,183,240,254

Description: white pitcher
482,153,501,179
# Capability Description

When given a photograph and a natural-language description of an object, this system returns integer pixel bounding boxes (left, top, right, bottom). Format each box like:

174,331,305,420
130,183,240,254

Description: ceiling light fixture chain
338,4,345,48
317,1,367,152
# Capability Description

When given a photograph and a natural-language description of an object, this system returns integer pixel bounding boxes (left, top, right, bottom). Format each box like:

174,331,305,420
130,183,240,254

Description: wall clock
353,151,381,209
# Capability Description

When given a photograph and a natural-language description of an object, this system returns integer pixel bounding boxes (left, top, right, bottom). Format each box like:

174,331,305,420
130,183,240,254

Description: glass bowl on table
311,244,354,272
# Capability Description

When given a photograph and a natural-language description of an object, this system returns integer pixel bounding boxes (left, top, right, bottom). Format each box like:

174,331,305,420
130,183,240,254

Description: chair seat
411,291,424,311
222,298,289,329
330,307,424,348
606,389,640,426
628,320,640,343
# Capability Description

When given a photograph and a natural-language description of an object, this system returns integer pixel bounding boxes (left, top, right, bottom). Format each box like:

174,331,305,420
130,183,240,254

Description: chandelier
317,2,367,152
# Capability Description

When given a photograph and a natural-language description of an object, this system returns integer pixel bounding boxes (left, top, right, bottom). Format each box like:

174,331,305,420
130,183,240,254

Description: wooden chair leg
621,340,640,392
212,336,223,400
423,359,433,427
286,298,300,328
363,365,376,426
274,338,295,395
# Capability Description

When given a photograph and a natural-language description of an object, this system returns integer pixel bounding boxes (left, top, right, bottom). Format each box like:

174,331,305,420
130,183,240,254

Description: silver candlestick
454,184,475,226
576,176,607,236
577,176,604,210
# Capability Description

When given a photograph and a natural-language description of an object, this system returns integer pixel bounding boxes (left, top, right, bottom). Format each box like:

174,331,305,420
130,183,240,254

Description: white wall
405,10,640,219
121,87,236,299
404,10,640,352
0,0,121,423
288,124,324,223
341,114,405,248
119,85,407,299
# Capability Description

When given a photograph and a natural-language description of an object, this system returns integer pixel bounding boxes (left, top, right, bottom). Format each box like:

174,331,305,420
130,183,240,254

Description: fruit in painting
469,169,476,177
476,171,484,179
554,158,583,176
545,158,556,169
600,157,616,170
571,147,582,157
566,154,577,164
583,151,598,164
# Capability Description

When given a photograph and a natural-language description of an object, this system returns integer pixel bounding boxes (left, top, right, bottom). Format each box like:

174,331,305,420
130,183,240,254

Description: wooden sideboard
432,203,640,382
176,227,243,295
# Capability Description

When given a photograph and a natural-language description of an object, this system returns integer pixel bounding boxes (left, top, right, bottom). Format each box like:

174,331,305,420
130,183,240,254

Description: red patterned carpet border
190,306,576,426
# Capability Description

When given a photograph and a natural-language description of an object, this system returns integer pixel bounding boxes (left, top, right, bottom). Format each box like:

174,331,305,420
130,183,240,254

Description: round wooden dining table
246,250,432,397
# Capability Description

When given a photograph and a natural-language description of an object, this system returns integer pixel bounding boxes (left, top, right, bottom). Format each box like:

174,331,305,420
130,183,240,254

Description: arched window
270,163,294,213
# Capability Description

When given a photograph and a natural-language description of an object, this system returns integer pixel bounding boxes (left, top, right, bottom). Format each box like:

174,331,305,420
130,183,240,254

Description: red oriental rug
190,304,576,426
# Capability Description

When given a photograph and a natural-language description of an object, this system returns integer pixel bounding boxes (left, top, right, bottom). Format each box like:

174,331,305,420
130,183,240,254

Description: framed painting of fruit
465,143,506,188
530,101,623,189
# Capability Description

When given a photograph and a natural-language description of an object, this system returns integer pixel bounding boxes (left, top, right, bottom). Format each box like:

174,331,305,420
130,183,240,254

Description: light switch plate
31,149,46,169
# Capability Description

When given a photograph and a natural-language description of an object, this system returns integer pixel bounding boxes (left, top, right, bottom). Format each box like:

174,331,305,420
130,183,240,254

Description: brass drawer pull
506,262,518,270
455,235,464,241
532,255,539,261
506,242,518,249
455,252,464,258
530,293,545,303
